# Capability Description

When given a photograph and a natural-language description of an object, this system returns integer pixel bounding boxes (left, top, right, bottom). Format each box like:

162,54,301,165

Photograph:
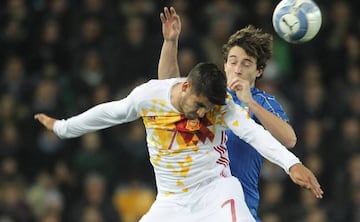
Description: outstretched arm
224,103,323,199
158,7,181,79
228,79,320,197
35,97,138,138
228,77,297,148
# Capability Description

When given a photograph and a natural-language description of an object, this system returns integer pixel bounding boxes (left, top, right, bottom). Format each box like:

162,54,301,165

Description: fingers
160,12,166,23
170,7,177,16
228,77,248,92
160,7,168,24
307,182,323,199
300,180,323,199
170,7,179,21
161,7,178,22
34,113,47,126
289,164,324,199
229,83,242,92
302,169,323,199
293,172,324,199
167,7,177,18
164,6,170,19
227,77,239,90
308,175,324,199
34,113,55,131
34,113,45,121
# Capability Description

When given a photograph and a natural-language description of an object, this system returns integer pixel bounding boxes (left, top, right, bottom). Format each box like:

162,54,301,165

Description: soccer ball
272,0,322,43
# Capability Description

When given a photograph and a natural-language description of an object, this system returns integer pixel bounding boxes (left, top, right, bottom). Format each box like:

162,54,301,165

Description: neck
250,80,256,88
171,83,183,112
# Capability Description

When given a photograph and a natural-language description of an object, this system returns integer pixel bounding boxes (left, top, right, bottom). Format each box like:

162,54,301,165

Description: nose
235,64,242,74
197,108,207,118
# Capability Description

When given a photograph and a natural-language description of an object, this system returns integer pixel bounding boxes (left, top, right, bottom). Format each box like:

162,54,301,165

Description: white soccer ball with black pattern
272,0,322,43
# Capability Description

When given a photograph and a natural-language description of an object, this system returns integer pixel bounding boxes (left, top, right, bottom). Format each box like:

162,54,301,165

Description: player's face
224,46,263,87
180,90,214,120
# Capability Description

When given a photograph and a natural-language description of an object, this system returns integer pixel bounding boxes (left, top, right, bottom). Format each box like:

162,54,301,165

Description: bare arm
228,77,297,148
158,7,181,79
246,98,297,148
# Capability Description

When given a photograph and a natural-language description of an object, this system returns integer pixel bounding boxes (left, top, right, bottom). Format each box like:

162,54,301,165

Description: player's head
180,62,227,119
222,25,273,86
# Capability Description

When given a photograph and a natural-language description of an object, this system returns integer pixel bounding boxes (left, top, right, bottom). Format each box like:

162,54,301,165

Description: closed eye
241,59,253,68
196,102,213,111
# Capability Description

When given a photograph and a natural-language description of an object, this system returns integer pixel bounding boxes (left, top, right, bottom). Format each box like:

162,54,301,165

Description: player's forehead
227,46,256,63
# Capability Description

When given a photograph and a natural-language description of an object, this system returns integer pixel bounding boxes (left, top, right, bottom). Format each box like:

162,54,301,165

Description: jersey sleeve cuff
285,158,301,174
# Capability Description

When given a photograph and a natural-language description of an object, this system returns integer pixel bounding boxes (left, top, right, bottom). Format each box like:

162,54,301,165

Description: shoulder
251,87,281,106
133,78,180,93
251,88,276,100
251,87,288,119
129,78,182,104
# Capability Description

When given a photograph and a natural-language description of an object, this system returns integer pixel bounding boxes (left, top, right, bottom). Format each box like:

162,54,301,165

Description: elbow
284,135,297,149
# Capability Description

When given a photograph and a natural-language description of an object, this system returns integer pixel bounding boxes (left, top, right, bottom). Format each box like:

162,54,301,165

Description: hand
289,163,324,199
227,76,253,105
34,113,57,131
160,7,181,41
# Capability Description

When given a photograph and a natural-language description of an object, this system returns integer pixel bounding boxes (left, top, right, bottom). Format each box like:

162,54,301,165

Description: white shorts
139,176,255,222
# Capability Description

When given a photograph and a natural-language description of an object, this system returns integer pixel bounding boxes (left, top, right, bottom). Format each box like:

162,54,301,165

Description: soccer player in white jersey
35,61,322,222
35,12,323,222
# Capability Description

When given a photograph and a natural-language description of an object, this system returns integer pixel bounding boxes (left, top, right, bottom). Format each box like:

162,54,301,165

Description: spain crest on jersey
185,119,201,131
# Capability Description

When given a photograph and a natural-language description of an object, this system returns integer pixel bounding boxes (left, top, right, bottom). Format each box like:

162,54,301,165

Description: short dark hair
187,62,227,105
222,25,273,70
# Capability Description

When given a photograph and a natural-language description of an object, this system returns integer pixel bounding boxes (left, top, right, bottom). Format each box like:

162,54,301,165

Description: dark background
0,0,359,221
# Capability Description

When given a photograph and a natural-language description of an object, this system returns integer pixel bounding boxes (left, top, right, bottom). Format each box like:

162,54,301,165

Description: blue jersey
226,88,289,222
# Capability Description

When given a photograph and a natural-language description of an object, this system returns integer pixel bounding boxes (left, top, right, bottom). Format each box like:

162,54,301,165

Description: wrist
289,162,302,172
244,97,256,107
164,39,179,43
286,158,301,174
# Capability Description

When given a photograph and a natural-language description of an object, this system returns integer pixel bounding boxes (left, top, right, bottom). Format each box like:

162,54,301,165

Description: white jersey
54,78,299,198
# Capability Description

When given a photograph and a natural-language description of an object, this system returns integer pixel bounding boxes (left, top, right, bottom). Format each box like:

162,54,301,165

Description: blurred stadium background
0,0,359,221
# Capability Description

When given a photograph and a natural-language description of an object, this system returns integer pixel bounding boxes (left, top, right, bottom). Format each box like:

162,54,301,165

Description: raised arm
158,7,181,79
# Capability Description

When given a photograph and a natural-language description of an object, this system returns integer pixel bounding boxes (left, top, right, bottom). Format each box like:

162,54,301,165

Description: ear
181,81,191,92
256,69,264,78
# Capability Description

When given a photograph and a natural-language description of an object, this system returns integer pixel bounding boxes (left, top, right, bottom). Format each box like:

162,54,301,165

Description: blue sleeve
254,94,289,122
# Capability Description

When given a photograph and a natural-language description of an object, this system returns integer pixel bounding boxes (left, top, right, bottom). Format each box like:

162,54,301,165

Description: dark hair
222,25,273,70
187,62,227,105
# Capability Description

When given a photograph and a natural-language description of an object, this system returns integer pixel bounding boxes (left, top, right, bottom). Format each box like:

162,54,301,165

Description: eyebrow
228,55,255,64
242,58,255,64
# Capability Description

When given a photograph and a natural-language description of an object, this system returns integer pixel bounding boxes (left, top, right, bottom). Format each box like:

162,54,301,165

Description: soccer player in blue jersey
159,7,305,221
223,27,296,221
